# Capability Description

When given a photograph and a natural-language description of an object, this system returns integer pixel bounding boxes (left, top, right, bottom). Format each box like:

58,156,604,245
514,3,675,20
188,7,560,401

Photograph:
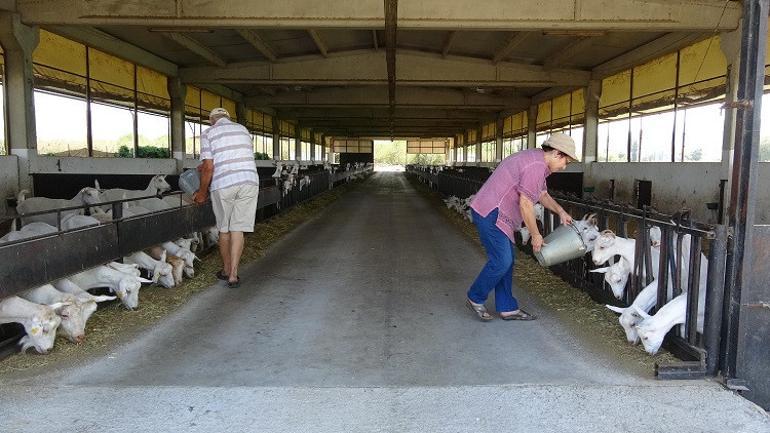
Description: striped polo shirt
200,118,259,192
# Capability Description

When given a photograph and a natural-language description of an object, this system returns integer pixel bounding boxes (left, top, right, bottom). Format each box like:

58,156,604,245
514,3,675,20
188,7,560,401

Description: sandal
227,277,241,288
500,309,537,321
216,270,229,281
466,299,493,322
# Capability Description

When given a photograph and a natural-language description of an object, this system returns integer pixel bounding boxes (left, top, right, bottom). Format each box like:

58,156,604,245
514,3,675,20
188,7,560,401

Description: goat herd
0,174,217,355
442,193,707,356
0,161,371,357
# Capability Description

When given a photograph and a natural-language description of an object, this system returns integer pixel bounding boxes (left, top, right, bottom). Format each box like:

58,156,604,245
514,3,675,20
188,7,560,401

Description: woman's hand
531,233,545,252
559,210,573,226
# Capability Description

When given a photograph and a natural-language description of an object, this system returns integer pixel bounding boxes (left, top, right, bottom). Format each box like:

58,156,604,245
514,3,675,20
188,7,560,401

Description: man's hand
192,190,208,205
531,233,545,253
559,210,573,226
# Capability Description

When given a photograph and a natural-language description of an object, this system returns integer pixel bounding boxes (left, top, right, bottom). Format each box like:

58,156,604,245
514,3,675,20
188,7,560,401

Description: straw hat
543,132,579,162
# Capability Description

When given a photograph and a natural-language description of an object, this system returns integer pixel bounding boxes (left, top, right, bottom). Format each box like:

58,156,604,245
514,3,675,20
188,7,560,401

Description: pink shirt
470,149,550,242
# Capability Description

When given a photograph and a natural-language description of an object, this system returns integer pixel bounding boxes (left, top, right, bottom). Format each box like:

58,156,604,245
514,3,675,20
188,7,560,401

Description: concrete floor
1,172,768,432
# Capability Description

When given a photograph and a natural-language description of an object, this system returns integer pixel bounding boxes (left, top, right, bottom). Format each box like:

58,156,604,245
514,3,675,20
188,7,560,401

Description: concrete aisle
1,172,768,433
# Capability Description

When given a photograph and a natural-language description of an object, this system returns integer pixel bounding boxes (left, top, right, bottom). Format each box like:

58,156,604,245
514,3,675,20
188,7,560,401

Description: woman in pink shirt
466,133,579,321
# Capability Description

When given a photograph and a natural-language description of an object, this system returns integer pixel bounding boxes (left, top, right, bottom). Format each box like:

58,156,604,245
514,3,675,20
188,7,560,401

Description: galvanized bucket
534,222,587,267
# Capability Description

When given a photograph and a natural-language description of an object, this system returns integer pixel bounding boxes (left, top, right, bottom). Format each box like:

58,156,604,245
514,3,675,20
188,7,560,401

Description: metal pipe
704,224,728,376
722,0,769,380
685,236,702,343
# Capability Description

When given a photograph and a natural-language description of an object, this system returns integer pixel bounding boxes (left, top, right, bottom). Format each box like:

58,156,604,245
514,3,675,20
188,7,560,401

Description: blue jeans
467,208,518,313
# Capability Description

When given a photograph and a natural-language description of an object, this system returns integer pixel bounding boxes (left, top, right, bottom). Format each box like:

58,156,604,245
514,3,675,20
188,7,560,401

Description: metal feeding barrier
406,165,728,379
0,165,368,353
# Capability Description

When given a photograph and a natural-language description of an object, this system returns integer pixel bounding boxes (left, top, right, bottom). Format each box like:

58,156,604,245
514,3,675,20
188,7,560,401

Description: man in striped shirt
193,107,259,288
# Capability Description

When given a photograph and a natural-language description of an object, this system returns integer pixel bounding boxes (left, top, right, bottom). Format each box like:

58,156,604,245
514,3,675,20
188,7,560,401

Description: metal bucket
534,222,587,267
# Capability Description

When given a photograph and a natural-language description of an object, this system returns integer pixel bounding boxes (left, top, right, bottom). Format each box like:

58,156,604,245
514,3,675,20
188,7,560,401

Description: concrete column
719,27,741,222
495,115,504,162
235,101,247,125
272,117,281,160
527,104,538,148
583,79,601,164
309,129,316,161
295,123,302,161
475,125,482,163
168,77,186,170
0,13,39,191
463,130,469,162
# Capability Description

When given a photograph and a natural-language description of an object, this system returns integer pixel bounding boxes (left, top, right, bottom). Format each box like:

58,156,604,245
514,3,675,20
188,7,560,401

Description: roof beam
307,29,328,57
180,50,590,87
492,32,530,64
236,29,277,62
276,107,496,121
442,31,457,58
245,86,529,111
543,37,594,69
17,0,742,31
164,32,227,67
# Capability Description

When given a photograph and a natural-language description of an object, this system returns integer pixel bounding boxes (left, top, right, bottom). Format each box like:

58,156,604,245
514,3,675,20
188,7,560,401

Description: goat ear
48,302,70,313
137,277,153,284
606,304,626,314
94,179,101,190
590,267,610,274
193,254,201,262
92,295,116,303
630,306,651,320
160,249,167,262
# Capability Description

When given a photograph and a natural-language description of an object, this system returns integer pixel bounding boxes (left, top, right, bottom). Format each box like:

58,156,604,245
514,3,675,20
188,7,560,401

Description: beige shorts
211,183,259,233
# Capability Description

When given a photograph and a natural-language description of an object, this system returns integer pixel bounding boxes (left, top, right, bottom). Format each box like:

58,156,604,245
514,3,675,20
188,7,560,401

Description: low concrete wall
583,162,770,224
0,156,19,217
30,156,178,175
583,162,722,223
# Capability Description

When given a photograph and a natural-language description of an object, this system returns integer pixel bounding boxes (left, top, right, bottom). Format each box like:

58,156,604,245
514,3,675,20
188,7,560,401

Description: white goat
60,214,101,231
20,284,91,344
125,250,175,288
161,241,198,278
53,278,117,305
134,197,173,212
69,266,151,310
272,162,284,179
16,188,102,226
0,222,57,243
299,175,311,191
95,175,171,204
606,279,661,344
634,256,708,355
0,296,64,354
572,213,601,252
590,257,633,300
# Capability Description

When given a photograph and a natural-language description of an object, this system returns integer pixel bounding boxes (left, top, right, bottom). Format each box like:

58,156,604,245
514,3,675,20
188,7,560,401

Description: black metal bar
85,46,93,157
685,236,702,344
722,0,768,381
657,225,671,311
704,224,727,376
